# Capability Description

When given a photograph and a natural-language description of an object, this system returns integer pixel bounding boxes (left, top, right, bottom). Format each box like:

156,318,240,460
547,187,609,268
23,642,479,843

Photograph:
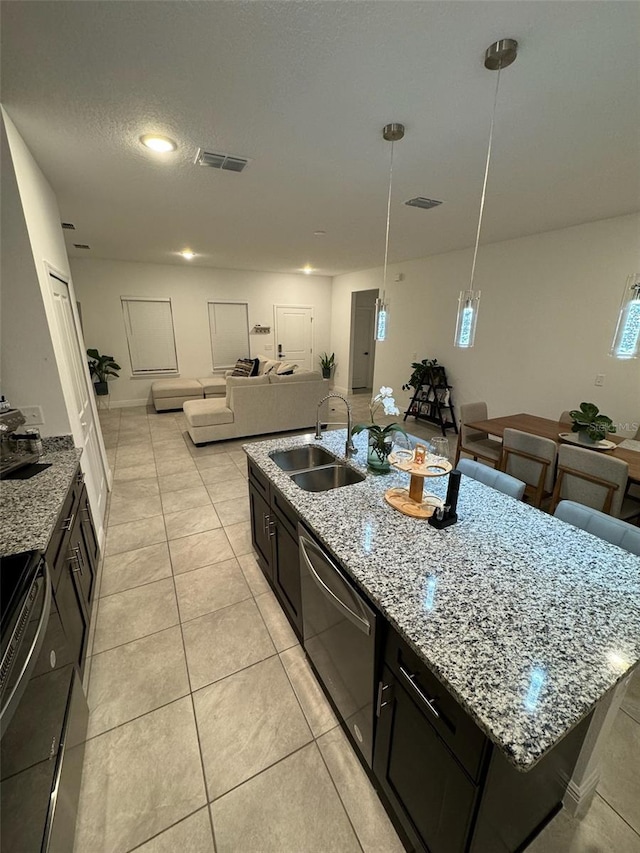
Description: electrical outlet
21,406,45,425
595,374,605,387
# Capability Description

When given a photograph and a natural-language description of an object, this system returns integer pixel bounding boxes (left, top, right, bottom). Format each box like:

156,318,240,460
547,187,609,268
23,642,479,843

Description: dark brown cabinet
46,468,97,676
248,460,302,638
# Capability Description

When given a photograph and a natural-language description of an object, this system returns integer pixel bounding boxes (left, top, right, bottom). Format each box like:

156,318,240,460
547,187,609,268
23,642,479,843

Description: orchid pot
351,386,407,474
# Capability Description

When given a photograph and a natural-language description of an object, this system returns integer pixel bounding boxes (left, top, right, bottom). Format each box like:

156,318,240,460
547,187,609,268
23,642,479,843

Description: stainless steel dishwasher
299,524,378,767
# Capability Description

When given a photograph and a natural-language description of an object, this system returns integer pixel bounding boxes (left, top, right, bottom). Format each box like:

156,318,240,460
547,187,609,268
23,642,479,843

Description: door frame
44,262,111,536
273,304,314,370
348,289,379,393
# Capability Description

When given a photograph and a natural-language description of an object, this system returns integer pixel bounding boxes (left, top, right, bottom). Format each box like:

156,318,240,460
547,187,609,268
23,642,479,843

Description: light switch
595,374,605,386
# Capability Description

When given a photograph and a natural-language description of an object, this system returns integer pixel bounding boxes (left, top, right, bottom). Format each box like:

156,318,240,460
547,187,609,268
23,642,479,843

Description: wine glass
429,437,450,463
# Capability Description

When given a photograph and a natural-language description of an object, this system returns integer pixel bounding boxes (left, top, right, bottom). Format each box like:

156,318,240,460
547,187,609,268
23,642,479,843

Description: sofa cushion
268,371,323,384
152,379,203,399
226,374,270,406
231,357,259,377
198,376,227,396
262,358,280,375
275,361,298,375
183,398,234,427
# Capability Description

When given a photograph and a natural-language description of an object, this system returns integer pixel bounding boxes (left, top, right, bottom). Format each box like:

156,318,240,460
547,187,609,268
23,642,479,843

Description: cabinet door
249,480,273,579
374,666,478,853
271,511,302,638
69,512,94,612
54,558,88,674
78,487,99,577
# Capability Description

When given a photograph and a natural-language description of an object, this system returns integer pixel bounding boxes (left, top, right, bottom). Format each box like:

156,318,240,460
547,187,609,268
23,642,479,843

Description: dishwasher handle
300,535,371,636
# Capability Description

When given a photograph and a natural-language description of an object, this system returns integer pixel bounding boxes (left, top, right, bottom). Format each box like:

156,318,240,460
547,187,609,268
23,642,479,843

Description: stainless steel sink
291,464,365,492
270,445,337,471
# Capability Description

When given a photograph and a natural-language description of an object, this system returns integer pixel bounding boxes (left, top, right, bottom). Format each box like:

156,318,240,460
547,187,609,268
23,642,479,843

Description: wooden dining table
465,413,640,484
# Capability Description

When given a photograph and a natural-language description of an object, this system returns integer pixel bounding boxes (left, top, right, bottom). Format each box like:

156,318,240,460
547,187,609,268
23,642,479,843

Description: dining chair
559,410,572,424
550,445,640,521
457,458,526,500
499,428,557,508
454,402,502,467
554,500,640,556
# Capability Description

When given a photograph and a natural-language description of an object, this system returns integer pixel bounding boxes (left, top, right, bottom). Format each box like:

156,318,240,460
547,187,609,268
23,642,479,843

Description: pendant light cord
382,139,395,296
469,65,501,289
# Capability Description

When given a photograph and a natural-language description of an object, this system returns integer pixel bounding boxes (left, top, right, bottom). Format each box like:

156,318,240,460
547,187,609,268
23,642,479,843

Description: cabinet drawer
45,471,80,592
247,460,269,499
385,628,488,782
272,488,298,541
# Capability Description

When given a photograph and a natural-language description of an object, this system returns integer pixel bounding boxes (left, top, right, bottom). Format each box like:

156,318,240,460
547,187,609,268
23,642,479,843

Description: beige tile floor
73,399,640,852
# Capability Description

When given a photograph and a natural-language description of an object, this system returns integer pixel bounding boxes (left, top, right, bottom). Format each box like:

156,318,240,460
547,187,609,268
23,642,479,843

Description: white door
49,273,108,537
274,306,313,370
352,307,375,389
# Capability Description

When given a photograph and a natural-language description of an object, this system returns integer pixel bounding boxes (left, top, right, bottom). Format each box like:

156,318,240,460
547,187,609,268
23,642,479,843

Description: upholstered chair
551,445,640,521
455,402,502,467
457,458,526,500
554,500,640,555
500,428,557,508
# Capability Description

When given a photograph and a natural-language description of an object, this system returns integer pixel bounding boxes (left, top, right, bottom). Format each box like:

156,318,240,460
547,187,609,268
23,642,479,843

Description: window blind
208,302,249,369
121,297,178,374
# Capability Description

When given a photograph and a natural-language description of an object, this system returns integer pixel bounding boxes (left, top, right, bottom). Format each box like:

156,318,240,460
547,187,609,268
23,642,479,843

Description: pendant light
454,38,518,348
374,123,405,342
610,273,640,359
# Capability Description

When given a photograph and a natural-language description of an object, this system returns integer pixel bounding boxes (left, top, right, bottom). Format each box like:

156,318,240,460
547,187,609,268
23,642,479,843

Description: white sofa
151,376,227,411
184,371,329,444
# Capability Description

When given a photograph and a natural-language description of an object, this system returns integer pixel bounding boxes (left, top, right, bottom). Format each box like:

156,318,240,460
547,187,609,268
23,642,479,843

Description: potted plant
569,402,617,444
319,352,335,379
402,358,439,391
351,386,407,472
87,348,121,396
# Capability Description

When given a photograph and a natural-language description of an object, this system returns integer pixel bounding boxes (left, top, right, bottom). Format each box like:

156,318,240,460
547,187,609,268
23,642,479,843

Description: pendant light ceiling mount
484,38,518,71
382,123,405,142
454,38,518,349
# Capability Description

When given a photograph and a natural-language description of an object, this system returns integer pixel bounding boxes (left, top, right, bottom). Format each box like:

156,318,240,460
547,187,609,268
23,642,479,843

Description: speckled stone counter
0,442,83,556
244,429,640,771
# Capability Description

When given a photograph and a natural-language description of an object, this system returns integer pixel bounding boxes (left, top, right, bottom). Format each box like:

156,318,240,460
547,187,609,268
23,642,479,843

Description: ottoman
152,379,203,412
198,376,227,398
184,398,235,444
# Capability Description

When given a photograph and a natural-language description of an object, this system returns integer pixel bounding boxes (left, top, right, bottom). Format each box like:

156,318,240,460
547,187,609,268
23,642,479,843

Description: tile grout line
594,791,640,839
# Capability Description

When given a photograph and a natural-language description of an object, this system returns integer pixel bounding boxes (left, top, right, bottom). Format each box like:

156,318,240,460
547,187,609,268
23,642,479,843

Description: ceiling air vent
195,148,249,172
73,244,91,249
405,197,443,210
61,222,76,230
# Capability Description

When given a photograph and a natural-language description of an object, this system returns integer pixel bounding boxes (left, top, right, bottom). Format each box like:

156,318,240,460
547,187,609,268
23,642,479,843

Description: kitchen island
245,428,640,850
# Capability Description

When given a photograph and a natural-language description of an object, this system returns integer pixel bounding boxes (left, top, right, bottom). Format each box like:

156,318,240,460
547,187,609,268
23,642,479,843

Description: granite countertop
244,429,640,771
0,437,83,557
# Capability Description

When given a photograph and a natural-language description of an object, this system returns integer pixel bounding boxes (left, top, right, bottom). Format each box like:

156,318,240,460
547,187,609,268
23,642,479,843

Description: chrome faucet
315,394,356,457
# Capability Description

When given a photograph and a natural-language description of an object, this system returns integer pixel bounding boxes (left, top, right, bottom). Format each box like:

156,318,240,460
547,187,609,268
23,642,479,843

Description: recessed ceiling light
140,134,177,153
313,231,326,237
302,265,314,275
179,250,195,260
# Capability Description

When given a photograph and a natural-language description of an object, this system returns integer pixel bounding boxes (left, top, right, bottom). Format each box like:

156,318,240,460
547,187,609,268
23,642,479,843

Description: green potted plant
351,386,407,472
402,358,439,391
87,348,121,396
569,402,617,444
319,352,335,379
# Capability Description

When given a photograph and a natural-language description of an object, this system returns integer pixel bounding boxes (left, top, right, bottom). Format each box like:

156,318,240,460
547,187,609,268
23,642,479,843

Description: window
208,301,250,370
121,297,178,375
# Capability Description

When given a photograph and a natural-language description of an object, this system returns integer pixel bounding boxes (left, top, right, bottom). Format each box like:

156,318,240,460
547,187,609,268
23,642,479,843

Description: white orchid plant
351,386,407,461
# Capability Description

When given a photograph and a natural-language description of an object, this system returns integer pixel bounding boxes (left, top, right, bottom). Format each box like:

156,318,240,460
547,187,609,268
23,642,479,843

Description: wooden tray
384,487,444,519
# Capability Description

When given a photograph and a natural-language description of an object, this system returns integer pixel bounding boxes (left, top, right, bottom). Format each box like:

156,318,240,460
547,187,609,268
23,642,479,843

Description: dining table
464,412,640,485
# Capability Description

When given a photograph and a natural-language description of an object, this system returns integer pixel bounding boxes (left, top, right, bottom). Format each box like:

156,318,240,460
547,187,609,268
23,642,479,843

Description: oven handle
299,535,371,636
0,562,52,736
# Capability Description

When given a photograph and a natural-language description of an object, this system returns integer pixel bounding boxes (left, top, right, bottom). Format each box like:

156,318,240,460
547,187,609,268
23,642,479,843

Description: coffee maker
0,406,41,477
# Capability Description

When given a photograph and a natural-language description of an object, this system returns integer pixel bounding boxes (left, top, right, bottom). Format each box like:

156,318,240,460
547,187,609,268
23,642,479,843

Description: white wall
331,214,640,436
0,121,70,435
71,258,333,406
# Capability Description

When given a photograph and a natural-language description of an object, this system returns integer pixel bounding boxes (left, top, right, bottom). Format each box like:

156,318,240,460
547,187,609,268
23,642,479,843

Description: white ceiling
2,1,639,276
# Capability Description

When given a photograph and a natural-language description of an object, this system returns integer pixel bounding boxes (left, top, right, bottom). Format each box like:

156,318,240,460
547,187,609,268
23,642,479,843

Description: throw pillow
262,359,280,375
276,361,298,375
231,357,259,377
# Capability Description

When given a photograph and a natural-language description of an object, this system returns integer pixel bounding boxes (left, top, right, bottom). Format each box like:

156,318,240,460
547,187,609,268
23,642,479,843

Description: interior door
48,274,107,536
274,306,313,371
352,307,375,389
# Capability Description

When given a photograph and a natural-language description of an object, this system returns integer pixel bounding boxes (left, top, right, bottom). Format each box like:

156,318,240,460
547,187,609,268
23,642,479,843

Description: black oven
1,550,88,853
